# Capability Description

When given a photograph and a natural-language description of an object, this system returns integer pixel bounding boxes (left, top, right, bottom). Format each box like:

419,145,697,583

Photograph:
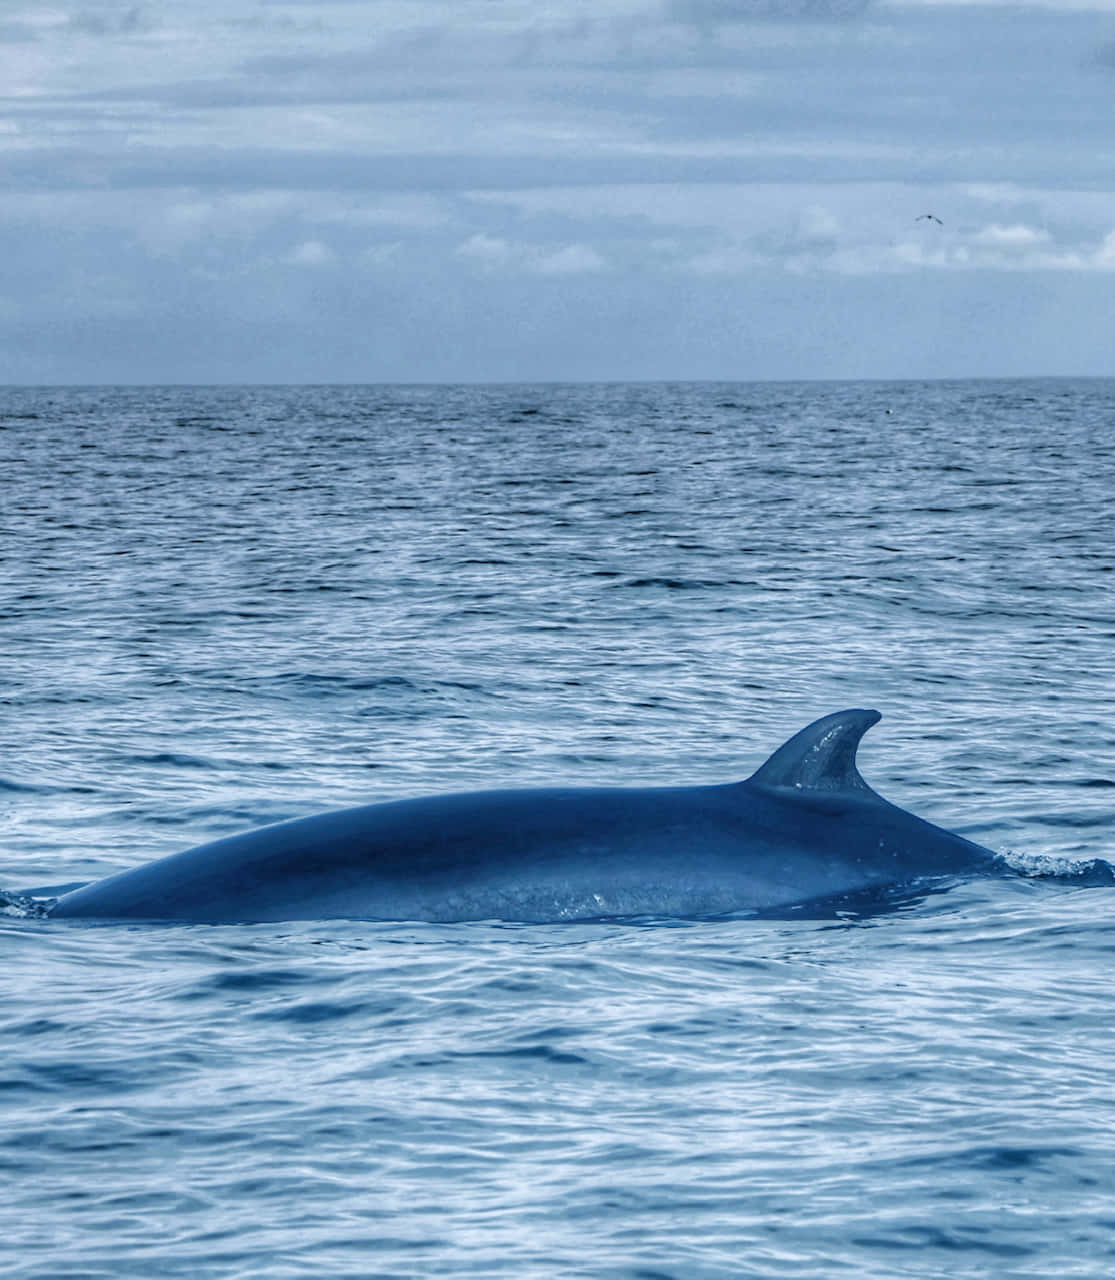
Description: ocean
2,379,1113,1277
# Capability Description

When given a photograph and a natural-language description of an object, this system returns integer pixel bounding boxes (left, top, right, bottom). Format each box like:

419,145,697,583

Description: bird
916,214,943,225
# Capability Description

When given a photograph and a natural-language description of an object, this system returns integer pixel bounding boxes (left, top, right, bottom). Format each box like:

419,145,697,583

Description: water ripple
1,380,1114,1279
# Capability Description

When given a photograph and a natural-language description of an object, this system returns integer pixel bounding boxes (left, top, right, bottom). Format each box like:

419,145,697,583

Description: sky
3,0,1115,382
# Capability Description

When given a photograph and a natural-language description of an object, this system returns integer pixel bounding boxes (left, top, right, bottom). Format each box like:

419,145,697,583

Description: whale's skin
47,709,1000,924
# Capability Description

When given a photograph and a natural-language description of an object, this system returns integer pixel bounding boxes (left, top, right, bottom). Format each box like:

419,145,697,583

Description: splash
0,890,56,920
1000,851,1115,887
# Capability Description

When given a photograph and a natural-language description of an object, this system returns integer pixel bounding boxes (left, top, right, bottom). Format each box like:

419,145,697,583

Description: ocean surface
2,379,1113,1278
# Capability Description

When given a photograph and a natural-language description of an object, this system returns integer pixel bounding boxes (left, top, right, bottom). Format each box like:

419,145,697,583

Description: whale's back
48,711,1000,924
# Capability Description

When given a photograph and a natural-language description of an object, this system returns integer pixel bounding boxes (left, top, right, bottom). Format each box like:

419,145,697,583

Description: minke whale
48,709,1001,925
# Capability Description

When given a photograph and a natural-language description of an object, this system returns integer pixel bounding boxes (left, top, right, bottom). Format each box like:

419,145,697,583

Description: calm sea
2,380,1113,1278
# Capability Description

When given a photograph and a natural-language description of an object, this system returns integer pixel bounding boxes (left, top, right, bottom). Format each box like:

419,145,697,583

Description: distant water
2,380,1114,1278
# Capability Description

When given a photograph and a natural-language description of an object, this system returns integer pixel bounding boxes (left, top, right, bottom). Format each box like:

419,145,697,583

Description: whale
47,709,1001,924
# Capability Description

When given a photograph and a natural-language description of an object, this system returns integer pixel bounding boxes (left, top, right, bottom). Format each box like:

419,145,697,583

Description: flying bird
916,214,943,225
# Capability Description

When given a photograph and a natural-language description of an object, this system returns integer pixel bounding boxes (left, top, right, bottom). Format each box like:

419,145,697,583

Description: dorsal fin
748,709,881,794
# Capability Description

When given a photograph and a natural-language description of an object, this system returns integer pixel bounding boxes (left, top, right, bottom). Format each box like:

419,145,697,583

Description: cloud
358,241,403,267
972,222,1050,247
315,194,453,230
472,176,1115,280
3,0,1115,380
687,218,1115,276
66,7,154,37
456,233,606,274
667,0,872,21
456,233,514,265
1095,229,1115,266
281,239,335,266
534,243,606,273
5,0,1112,205
797,204,842,243
0,21,40,43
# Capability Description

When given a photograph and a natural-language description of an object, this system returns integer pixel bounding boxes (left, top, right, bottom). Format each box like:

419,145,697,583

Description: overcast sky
3,0,1115,382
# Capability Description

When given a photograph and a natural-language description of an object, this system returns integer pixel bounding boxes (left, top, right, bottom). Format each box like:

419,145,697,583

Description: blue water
2,380,1114,1277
